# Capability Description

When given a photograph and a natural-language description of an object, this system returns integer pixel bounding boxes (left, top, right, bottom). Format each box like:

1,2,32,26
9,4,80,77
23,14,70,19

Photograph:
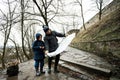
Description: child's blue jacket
32,40,45,60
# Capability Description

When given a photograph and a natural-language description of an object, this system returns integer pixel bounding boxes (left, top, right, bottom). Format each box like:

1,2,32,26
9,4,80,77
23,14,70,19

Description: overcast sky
0,0,113,46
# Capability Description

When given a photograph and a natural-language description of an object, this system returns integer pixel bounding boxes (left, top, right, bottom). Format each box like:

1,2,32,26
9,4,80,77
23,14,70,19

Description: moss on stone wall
71,40,120,58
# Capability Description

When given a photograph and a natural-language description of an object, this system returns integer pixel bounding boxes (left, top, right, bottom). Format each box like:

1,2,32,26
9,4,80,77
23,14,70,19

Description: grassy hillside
72,9,120,43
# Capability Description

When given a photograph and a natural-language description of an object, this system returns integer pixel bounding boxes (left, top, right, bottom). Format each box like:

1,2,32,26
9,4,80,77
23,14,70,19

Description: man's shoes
54,69,60,73
40,71,45,74
48,69,51,74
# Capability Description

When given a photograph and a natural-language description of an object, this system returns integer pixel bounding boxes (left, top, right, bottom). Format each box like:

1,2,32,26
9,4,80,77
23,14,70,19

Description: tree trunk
28,37,33,59
9,38,22,63
1,43,6,68
77,0,86,30
1,0,13,68
99,1,102,20
15,44,22,63
33,0,49,26
80,1,86,30
21,0,30,60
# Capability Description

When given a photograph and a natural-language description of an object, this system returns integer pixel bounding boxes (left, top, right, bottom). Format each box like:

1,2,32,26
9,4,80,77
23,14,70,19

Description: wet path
0,60,79,80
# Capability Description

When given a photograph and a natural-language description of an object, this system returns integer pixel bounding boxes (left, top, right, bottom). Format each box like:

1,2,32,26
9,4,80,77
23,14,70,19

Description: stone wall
71,40,120,58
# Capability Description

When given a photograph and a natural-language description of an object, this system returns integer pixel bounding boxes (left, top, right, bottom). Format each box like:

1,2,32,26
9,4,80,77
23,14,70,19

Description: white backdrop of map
47,33,75,57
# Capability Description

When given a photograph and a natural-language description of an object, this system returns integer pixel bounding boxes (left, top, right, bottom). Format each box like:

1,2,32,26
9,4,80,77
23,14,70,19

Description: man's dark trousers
48,54,60,70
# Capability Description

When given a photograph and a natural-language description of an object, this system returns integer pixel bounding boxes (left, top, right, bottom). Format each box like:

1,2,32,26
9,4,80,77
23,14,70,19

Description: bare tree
23,22,36,59
75,0,86,30
96,0,103,20
26,23,36,58
33,0,59,26
20,0,30,60
91,0,104,20
0,0,17,68
9,38,22,63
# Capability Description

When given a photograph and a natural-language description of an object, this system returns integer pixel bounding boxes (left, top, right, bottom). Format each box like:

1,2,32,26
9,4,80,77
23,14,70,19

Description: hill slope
71,0,120,78
71,0,120,58
75,10,120,42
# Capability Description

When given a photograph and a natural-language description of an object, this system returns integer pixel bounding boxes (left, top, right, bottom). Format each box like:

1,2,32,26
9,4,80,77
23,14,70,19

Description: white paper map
47,33,75,57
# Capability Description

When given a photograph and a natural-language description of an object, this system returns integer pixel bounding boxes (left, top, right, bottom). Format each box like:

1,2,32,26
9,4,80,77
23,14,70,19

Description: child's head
36,33,42,40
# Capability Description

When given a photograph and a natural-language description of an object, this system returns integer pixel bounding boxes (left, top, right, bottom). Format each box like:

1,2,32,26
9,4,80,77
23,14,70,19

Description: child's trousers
34,59,44,72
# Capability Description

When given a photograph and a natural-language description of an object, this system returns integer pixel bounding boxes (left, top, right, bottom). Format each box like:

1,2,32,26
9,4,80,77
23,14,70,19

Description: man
43,25,66,73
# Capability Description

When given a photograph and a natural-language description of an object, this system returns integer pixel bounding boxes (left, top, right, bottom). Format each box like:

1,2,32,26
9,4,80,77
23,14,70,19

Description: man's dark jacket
44,31,65,52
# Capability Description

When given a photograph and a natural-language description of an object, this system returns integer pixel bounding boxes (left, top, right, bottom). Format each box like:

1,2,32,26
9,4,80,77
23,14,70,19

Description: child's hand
40,46,44,49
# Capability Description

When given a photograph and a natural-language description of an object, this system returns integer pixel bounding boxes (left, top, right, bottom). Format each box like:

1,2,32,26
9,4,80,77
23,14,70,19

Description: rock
7,65,19,77
6,60,19,77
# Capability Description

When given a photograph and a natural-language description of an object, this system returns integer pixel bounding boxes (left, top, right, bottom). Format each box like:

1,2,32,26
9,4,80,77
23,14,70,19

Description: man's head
36,33,42,40
43,25,51,35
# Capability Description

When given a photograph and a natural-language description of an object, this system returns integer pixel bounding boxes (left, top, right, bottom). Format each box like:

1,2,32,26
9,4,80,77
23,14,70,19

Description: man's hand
45,50,49,55
44,50,49,57
65,33,69,37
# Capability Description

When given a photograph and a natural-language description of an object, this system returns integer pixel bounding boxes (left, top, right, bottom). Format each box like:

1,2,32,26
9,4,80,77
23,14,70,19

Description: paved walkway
0,60,79,80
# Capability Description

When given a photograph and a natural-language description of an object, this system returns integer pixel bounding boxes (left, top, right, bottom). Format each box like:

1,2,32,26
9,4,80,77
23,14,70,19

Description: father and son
32,25,67,76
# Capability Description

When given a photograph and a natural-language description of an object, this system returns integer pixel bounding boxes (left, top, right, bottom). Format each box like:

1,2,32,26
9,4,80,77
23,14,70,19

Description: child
32,33,45,76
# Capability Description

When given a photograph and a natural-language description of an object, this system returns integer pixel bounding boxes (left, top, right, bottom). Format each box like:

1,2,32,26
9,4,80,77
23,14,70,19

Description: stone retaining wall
71,40,120,58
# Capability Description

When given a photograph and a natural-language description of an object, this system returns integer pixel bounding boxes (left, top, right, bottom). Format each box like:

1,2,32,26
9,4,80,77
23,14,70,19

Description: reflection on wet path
1,60,79,80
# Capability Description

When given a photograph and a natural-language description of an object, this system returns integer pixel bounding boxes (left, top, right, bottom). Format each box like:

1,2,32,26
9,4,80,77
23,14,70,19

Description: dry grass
72,9,120,43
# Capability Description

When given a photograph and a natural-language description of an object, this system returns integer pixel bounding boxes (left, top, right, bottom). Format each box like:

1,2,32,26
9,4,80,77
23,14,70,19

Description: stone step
60,59,111,75
60,47,112,75
58,60,109,80
58,61,92,77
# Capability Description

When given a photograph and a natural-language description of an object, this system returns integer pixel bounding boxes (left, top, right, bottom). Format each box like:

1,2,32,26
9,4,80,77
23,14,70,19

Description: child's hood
36,33,42,39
